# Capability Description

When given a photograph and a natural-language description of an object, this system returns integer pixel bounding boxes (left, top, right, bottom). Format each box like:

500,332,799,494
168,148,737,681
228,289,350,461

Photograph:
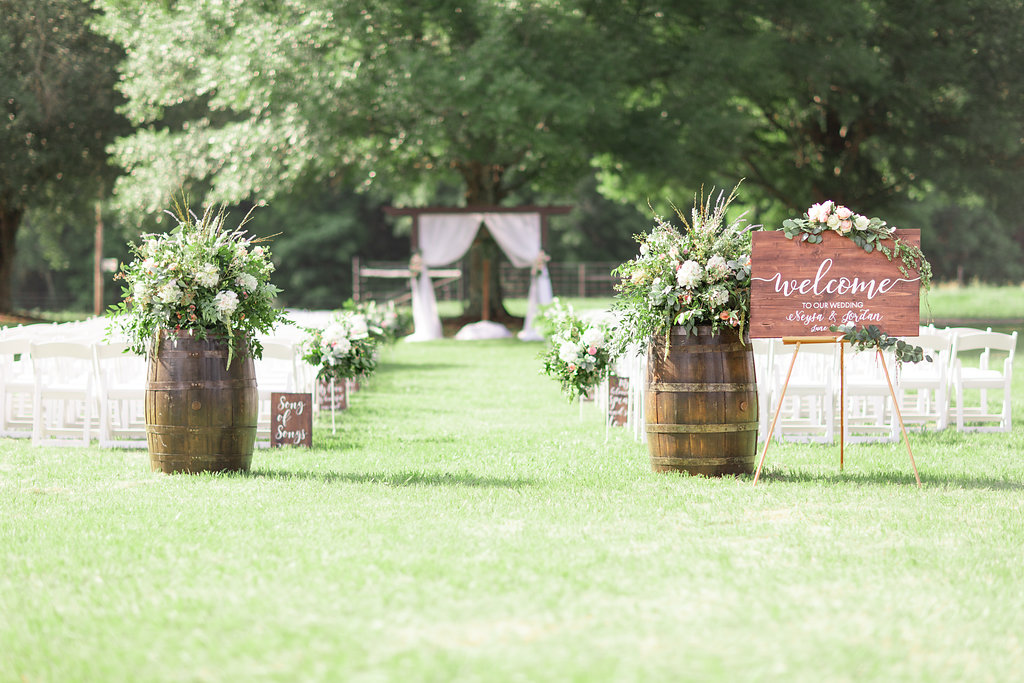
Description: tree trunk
0,204,22,315
459,161,517,324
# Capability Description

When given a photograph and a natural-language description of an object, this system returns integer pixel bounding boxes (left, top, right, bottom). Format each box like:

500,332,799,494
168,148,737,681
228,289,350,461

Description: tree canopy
0,0,128,313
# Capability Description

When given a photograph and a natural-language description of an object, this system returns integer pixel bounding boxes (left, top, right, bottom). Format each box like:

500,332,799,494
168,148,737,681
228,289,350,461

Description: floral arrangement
781,200,932,290
108,200,284,365
299,311,379,381
341,299,412,345
612,184,756,349
538,299,617,401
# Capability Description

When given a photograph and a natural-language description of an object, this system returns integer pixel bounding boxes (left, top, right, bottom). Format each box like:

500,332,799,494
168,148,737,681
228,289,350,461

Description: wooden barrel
646,325,758,476
145,331,258,474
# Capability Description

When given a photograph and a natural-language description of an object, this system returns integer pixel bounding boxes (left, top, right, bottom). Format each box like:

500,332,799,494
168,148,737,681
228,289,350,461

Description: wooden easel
752,335,921,488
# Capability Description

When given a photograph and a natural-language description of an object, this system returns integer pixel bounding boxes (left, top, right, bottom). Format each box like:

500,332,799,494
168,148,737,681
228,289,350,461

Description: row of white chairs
602,326,1017,444
0,331,316,449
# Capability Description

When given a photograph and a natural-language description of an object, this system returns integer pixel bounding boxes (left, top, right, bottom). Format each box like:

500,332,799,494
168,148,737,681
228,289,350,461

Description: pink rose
588,346,597,356
568,363,577,372
839,219,853,233
835,206,852,220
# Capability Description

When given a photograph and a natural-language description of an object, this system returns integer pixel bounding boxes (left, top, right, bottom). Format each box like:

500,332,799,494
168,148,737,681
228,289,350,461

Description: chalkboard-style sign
749,229,921,338
271,392,313,448
608,375,629,427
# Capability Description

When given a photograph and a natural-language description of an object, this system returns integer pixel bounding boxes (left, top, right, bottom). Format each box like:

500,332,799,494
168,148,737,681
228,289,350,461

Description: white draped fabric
407,212,553,341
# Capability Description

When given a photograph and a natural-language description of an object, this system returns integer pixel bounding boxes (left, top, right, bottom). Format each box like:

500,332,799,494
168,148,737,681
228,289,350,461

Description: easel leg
877,350,922,489
840,340,845,471
753,342,801,486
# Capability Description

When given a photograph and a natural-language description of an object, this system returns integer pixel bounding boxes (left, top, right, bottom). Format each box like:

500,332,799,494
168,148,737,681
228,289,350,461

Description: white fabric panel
481,213,541,268
419,214,483,267
407,271,443,341
410,211,545,341
518,265,554,341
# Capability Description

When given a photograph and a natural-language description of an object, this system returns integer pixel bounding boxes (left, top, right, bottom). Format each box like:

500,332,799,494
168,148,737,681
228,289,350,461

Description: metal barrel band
649,382,757,392
647,421,759,434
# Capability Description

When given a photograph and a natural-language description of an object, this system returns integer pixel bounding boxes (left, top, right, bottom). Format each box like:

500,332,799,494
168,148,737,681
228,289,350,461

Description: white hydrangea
676,260,703,288
133,281,153,305
706,286,730,307
582,326,604,349
235,273,258,292
195,263,220,288
156,281,182,305
213,290,238,316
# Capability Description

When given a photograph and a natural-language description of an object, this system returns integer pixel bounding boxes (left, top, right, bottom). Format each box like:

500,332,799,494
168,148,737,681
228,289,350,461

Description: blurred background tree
4,0,1022,314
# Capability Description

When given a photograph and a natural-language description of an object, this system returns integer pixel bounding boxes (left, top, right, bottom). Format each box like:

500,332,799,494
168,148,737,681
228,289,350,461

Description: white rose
854,215,870,230
826,214,841,229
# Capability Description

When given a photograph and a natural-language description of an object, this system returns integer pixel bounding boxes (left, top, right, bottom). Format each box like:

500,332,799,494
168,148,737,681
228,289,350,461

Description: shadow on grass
754,468,1024,491
247,468,536,489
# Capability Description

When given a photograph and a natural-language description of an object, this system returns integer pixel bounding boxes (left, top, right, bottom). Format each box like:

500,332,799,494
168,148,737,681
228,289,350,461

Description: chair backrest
29,341,95,387
255,340,299,392
93,342,148,391
0,337,33,383
951,330,1017,373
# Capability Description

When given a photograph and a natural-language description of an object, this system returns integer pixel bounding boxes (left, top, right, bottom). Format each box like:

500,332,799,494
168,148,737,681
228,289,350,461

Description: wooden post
352,256,361,302
93,199,103,316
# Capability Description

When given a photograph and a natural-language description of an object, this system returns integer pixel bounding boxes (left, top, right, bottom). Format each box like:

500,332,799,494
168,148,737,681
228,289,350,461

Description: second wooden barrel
145,331,258,474
645,325,758,476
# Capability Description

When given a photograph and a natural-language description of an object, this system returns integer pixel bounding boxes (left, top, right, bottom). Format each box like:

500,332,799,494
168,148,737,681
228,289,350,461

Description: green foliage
537,298,616,401
106,200,286,364
832,324,932,367
612,184,755,347
0,0,128,311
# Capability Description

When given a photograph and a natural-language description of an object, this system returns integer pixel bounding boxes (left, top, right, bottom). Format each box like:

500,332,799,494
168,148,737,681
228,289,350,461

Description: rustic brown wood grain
749,229,922,338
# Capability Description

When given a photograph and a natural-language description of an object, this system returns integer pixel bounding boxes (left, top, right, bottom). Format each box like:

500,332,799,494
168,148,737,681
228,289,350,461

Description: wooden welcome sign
749,229,922,338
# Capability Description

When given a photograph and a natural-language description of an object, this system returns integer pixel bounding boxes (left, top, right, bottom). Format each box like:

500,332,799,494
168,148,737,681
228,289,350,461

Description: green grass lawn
2,325,1023,681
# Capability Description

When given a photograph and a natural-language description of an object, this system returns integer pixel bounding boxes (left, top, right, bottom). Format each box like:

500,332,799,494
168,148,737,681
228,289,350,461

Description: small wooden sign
270,392,313,448
607,376,629,427
316,377,348,411
749,229,921,338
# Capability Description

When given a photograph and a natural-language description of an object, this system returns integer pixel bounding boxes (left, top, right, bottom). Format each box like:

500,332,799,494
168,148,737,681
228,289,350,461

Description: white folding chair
92,342,148,448
254,340,301,445
895,330,953,431
0,337,35,438
950,330,1017,432
30,341,95,447
842,348,900,443
771,339,838,443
